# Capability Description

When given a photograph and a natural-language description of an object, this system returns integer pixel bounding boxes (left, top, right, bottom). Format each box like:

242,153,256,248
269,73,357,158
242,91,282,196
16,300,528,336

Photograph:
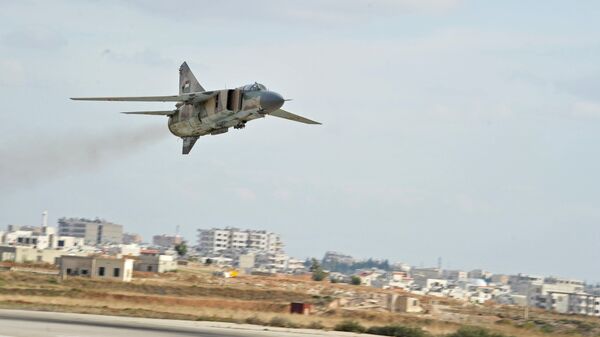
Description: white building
567,292,600,316
197,227,283,255
134,249,177,273
55,236,85,249
59,255,134,282
106,244,141,257
5,227,84,250
387,271,413,290
4,230,34,245
14,233,51,249
287,258,306,272
0,246,84,264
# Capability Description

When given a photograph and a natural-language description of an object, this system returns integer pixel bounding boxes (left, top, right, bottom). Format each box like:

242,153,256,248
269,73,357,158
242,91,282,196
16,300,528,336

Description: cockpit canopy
242,83,267,91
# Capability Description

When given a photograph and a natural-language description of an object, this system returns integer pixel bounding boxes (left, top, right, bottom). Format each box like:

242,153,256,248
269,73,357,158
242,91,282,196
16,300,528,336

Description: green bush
351,275,362,285
334,320,366,333
366,324,428,337
447,326,510,337
539,324,554,334
312,269,327,281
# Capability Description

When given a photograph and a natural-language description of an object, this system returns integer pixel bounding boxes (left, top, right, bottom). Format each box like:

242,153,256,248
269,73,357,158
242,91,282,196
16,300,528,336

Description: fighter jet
71,62,320,154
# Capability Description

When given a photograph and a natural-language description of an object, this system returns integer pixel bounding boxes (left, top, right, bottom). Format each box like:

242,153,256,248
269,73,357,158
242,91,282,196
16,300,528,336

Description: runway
0,309,357,337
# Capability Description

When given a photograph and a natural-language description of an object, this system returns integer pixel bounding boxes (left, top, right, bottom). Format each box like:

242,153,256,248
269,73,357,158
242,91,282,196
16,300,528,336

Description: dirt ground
0,264,599,337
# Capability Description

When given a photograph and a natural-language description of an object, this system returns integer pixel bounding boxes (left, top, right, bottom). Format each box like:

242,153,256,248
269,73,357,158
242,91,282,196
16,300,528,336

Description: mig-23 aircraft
71,62,320,154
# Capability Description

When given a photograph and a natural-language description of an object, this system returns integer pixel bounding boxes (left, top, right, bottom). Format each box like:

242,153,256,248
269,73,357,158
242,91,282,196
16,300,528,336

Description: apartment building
152,234,182,248
197,227,283,255
58,218,123,245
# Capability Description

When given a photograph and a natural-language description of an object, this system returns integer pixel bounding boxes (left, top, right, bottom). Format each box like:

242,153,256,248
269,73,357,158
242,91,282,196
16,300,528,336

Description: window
147,266,153,272
81,269,88,275
66,268,72,275
113,268,120,277
98,267,105,276
58,240,65,247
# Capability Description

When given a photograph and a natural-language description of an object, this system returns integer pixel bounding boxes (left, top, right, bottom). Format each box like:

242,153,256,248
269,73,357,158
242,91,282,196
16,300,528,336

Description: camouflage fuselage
168,88,267,137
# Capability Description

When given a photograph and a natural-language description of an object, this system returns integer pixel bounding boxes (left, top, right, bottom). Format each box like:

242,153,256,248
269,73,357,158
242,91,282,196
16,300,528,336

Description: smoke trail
0,124,169,192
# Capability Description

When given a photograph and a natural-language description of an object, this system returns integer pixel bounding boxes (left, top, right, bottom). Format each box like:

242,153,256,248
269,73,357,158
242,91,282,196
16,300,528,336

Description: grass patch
307,321,325,330
245,315,266,325
334,320,366,333
269,316,298,328
366,324,429,337
447,326,511,337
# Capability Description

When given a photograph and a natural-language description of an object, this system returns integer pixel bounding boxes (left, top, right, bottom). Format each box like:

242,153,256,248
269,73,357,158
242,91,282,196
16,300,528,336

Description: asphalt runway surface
0,309,357,337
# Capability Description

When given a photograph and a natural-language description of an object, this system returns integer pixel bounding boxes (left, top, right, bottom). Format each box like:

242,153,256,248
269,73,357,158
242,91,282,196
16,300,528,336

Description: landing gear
234,122,246,129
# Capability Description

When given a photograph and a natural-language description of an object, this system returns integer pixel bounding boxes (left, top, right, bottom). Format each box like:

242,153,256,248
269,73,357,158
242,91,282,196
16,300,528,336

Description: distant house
388,294,422,313
59,255,133,282
133,250,177,273
356,269,385,287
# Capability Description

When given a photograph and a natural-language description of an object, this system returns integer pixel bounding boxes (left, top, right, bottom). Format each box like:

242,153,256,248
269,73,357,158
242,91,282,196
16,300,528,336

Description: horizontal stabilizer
121,110,176,116
269,109,321,125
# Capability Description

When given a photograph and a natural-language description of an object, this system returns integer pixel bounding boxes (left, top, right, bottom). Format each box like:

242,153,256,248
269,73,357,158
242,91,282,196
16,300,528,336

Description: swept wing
70,91,216,103
269,109,321,125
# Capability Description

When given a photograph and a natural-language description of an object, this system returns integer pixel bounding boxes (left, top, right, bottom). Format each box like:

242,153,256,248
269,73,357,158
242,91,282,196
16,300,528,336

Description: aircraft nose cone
260,91,284,113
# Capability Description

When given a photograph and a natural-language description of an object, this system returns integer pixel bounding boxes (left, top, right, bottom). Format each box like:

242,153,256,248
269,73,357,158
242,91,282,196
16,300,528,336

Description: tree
309,258,321,272
351,275,362,285
174,241,188,257
310,258,327,281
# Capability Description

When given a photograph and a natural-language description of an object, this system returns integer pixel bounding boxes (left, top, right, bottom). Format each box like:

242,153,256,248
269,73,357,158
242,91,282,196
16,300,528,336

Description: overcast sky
1,0,600,281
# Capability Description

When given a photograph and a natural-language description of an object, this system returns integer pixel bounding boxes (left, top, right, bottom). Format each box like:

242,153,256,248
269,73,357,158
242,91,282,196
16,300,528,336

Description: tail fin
179,62,205,94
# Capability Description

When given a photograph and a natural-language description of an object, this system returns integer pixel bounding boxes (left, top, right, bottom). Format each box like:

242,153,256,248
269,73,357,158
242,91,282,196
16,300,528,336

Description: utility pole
524,282,530,320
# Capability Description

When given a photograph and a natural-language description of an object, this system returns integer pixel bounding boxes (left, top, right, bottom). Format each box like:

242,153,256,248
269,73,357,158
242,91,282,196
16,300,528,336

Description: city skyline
3,214,597,285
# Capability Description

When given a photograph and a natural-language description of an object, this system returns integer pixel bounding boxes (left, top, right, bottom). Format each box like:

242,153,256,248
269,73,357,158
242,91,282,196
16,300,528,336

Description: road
0,309,359,337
